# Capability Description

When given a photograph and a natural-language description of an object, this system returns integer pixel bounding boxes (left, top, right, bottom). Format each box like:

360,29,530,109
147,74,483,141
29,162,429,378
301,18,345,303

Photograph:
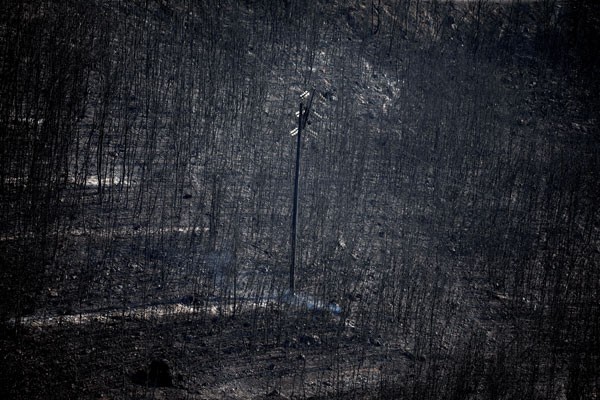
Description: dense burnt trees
0,0,95,318
1,0,599,398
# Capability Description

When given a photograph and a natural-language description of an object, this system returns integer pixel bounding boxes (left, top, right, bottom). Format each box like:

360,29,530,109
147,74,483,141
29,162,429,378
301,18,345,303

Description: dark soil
1,0,599,399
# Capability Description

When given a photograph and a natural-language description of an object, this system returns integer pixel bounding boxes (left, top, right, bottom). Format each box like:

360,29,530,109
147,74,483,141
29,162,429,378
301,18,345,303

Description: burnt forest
1,0,599,399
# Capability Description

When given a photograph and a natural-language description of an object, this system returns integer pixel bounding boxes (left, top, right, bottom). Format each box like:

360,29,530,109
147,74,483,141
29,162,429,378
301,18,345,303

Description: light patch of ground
82,175,130,188
11,289,341,328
